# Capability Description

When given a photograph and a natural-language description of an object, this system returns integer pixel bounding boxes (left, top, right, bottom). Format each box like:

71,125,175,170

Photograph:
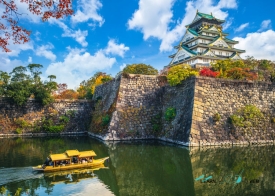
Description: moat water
0,137,274,196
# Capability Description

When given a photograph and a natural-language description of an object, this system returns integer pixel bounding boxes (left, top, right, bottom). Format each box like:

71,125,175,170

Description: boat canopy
79,150,97,158
50,153,70,161
65,150,80,157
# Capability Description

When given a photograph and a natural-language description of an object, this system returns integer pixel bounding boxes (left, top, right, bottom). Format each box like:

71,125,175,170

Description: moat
0,137,275,196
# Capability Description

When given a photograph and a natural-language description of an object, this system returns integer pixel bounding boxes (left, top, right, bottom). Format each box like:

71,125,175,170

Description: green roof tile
181,45,197,55
197,12,214,19
188,28,198,36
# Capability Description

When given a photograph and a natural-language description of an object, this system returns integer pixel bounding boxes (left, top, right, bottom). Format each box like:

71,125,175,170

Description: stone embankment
1,75,275,146
92,75,275,146
0,99,92,136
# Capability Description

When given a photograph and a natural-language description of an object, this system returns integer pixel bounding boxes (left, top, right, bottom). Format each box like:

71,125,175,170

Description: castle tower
168,11,245,67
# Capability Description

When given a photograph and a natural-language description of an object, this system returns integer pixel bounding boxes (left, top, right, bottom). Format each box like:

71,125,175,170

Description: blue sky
0,0,274,88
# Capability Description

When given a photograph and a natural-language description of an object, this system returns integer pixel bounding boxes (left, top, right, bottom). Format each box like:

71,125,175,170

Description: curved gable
181,31,195,43
171,49,192,64
210,38,230,48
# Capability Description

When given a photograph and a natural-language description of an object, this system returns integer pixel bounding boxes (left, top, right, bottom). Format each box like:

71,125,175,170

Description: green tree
122,63,158,75
7,66,32,106
77,72,113,99
0,64,57,106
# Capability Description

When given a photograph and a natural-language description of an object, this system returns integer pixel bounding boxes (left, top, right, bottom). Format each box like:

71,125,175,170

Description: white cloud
223,17,233,30
128,0,238,52
45,40,130,88
0,58,25,73
104,40,130,57
120,63,126,71
235,23,249,32
35,44,56,61
128,0,174,40
28,57,32,63
234,30,275,60
71,0,104,27
49,20,88,47
258,20,272,32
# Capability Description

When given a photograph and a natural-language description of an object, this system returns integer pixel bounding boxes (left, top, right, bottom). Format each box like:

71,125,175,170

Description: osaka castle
168,11,245,67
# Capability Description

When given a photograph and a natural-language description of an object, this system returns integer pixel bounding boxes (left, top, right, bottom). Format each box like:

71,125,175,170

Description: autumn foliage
0,0,73,52
199,68,219,77
53,89,78,99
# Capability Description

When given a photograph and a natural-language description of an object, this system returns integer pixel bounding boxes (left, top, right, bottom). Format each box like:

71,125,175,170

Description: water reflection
0,137,275,196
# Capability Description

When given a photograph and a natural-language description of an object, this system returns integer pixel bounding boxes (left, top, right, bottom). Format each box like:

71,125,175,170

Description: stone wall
0,98,93,134
190,77,275,146
90,74,195,145
90,75,275,146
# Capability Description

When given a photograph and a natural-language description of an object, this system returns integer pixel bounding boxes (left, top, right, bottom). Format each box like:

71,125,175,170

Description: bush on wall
165,107,176,121
167,64,198,86
122,63,158,75
229,105,264,128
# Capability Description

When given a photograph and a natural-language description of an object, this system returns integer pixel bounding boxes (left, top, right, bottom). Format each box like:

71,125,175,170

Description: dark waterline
0,137,275,196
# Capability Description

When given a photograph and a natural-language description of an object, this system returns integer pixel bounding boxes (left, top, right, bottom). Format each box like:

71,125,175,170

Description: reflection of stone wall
103,141,195,196
0,99,92,134
190,146,275,196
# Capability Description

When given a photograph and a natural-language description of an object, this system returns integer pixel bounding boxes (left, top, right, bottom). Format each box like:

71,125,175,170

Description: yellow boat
32,149,109,172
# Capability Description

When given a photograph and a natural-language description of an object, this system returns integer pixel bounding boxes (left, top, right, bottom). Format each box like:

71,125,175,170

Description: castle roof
186,11,225,28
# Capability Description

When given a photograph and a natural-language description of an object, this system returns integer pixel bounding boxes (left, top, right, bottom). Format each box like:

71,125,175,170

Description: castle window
219,51,222,55
226,52,229,56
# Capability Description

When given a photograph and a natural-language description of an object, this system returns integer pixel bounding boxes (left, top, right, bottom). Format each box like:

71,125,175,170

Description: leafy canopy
122,63,158,75
77,72,113,99
0,64,57,106
0,0,74,52
167,64,198,86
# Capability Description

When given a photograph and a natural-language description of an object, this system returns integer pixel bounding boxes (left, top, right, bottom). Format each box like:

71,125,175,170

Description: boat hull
33,157,109,172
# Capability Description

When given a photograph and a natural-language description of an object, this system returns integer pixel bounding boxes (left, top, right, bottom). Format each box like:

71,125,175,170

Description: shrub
15,128,22,134
226,67,257,80
167,64,198,86
151,113,162,132
229,105,264,128
59,115,70,124
48,125,64,133
165,107,176,121
15,118,30,128
200,67,219,78
122,63,158,75
102,115,111,126
213,113,221,122
271,118,275,123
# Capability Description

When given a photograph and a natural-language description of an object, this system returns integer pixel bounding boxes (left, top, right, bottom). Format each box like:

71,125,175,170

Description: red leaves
199,67,219,78
0,0,74,52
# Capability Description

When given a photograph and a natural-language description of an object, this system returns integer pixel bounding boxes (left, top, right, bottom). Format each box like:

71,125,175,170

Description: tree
0,0,74,52
76,72,113,99
0,64,57,105
167,64,198,86
122,63,158,75
53,89,78,99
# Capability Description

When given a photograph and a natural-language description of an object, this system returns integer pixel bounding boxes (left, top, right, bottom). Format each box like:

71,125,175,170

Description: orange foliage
0,0,73,52
53,89,78,99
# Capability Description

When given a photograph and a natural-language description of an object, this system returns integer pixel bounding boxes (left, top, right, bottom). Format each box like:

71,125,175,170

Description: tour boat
32,149,109,172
